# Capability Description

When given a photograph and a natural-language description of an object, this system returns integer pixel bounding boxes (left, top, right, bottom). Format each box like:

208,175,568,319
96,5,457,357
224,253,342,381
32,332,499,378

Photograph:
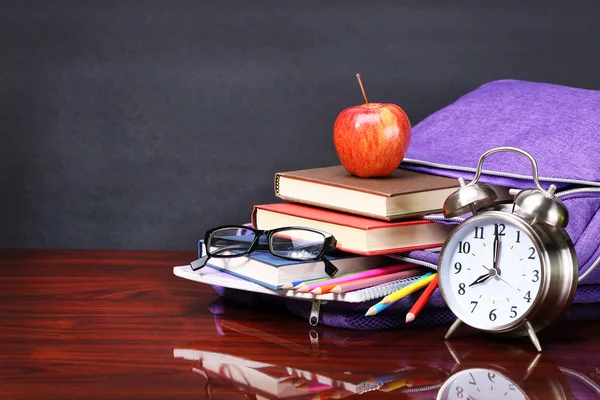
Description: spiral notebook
173,264,423,303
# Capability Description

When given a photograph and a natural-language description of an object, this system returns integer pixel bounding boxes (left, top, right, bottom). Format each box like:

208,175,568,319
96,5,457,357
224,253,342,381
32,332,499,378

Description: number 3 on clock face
438,214,543,332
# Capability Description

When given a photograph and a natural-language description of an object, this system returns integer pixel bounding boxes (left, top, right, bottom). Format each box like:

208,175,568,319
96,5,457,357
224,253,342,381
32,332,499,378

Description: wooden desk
1,249,600,399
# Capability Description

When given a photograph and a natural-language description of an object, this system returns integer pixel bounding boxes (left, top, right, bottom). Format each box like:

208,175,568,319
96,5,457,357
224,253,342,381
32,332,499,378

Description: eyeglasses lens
209,227,256,257
270,229,325,260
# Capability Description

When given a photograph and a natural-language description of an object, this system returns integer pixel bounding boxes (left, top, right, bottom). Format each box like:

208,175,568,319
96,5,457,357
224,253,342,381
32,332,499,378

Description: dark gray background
2,1,600,251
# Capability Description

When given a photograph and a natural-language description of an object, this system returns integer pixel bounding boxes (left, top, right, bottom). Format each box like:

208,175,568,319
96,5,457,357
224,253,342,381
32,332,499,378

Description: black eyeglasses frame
190,225,339,277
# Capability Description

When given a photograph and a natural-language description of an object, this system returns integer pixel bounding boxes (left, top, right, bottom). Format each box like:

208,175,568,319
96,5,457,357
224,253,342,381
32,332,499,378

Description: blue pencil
280,276,329,290
280,272,355,290
365,301,392,316
368,370,411,385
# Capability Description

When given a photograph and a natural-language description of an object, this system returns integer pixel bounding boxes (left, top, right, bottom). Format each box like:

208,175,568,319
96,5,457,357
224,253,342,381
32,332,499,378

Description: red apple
333,75,411,178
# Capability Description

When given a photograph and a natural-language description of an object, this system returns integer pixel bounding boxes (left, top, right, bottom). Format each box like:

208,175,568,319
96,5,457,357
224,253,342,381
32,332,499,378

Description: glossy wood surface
1,249,600,399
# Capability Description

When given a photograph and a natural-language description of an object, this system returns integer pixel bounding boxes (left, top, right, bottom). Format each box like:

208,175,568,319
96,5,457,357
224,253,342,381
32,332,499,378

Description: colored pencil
329,388,354,399
405,275,439,323
296,382,334,391
292,377,307,387
369,367,445,385
282,277,325,290
281,274,352,290
365,301,392,316
378,377,408,392
279,376,309,385
328,269,422,294
310,391,331,400
367,369,411,384
296,263,413,293
365,272,435,316
381,272,436,304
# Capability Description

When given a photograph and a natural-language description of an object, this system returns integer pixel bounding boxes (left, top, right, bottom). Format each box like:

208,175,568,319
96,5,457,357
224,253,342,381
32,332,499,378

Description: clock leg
525,321,542,352
524,353,542,380
444,318,463,340
445,341,463,366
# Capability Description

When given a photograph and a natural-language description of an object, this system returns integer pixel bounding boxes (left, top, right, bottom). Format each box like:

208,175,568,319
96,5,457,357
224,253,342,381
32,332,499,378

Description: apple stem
356,73,369,105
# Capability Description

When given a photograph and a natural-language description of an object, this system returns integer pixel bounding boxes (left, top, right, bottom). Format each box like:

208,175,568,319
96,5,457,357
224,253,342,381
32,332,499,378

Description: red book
252,203,454,256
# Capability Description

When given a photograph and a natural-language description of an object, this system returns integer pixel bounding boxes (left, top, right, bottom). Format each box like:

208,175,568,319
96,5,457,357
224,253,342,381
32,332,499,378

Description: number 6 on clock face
438,212,543,332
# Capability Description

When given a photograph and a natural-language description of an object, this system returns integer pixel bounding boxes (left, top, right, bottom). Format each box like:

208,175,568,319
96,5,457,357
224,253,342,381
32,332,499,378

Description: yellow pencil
365,272,435,316
378,377,408,392
381,273,437,304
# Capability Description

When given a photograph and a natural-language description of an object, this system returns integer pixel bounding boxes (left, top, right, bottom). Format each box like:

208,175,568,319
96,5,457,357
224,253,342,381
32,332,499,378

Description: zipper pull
309,329,320,352
309,299,323,326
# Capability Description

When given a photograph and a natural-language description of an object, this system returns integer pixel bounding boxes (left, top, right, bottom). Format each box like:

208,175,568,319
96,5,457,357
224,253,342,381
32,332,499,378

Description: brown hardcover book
274,166,510,221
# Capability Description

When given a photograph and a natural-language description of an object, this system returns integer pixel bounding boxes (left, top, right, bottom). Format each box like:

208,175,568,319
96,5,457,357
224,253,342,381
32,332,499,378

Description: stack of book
256,165,471,254
174,165,510,318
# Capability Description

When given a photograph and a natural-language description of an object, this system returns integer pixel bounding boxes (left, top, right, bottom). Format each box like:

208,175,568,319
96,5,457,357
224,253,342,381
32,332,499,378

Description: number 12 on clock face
439,215,543,332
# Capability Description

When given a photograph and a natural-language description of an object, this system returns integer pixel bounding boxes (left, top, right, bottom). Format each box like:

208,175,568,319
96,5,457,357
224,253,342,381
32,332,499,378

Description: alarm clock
437,147,579,352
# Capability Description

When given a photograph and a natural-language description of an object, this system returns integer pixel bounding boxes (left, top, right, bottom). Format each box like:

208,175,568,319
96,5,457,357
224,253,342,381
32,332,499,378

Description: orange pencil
309,281,341,295
405,275,439,323
329,388,354,399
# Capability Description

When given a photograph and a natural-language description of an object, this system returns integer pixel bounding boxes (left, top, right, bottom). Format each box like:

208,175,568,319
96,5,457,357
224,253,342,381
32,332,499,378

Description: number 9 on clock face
438,213,543,332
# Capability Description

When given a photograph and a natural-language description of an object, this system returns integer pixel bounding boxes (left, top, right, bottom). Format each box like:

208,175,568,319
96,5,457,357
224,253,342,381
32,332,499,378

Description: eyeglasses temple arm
190,255,210,271
321,255,338,277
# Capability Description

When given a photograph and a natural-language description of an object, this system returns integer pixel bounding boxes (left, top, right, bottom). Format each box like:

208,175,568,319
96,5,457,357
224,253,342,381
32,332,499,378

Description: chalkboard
1,0,599,250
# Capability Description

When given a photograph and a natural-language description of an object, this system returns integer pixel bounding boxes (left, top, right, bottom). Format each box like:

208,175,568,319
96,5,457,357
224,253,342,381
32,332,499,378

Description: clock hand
496,274,522,295
469,272,492,287
493,223,498,263
493,228,502,274
481,264,521,295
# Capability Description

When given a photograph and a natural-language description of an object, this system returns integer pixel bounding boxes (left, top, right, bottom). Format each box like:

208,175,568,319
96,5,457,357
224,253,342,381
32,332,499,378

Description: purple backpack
213,79,600,329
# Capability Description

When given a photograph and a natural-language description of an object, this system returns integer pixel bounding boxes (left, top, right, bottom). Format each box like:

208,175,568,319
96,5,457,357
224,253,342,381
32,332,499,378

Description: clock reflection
437,343,574,400
439,367,530,400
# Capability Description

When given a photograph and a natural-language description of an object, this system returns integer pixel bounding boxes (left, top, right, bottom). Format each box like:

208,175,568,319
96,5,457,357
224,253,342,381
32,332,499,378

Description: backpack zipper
556,187,600,197
424,215,466,223
577,251,600,283
402,159,600,187
554,187,600,283
400,382,443,393
386,254,439,271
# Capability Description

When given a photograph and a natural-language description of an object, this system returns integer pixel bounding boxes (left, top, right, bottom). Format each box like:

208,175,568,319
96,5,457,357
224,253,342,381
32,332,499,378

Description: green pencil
281,273,354,290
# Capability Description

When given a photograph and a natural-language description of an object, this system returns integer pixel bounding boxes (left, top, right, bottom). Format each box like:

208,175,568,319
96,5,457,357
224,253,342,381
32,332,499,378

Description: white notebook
174,348,322,398
173,265,421,303
174,347,378,395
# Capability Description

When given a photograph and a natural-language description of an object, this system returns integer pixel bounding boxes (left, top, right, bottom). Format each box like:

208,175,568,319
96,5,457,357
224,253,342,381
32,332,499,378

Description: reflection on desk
175,300,600,400
2,249,600,399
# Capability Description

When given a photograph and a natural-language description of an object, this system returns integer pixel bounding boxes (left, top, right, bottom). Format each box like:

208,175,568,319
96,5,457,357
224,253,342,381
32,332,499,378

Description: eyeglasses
190,225,339,277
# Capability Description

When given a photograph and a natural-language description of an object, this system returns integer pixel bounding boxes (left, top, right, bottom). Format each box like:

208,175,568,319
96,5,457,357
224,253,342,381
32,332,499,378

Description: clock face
438,214,544,331
438,368,528,400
